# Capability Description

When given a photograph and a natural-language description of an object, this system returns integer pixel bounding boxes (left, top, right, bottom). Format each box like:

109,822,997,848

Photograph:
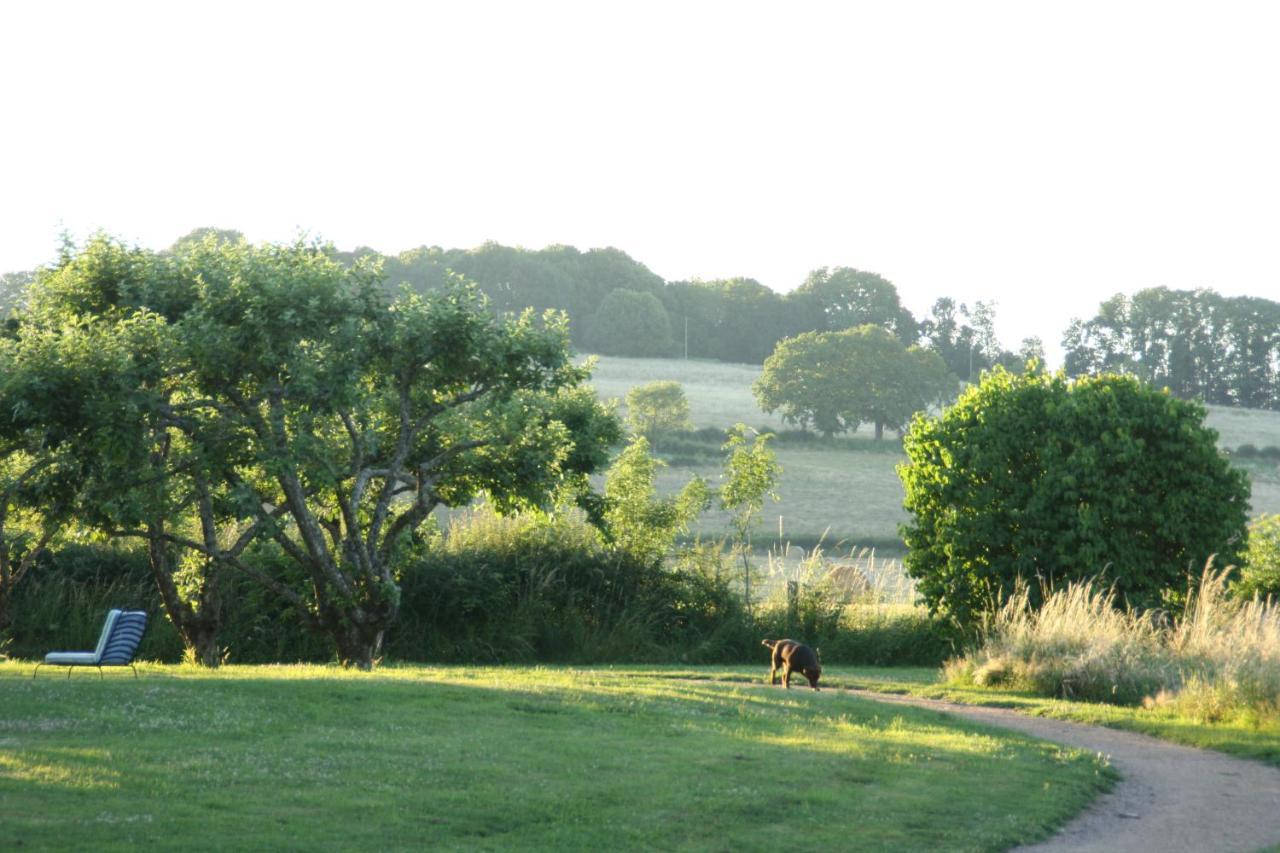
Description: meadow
0,663,1111,851
585,354,1280,547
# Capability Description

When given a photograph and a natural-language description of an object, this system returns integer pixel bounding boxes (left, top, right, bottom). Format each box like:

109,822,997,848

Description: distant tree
1065,287,1280,410
665,278,801,363
755,325,954,439
900,368,1251,630
166,227,246,253
1017,337,1046,367
584,289,674,357
625,381,692,445
792,267,918,342
0,270,33,315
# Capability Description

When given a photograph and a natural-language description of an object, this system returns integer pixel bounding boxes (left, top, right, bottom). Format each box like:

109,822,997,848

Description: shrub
3,543,183,662
900,368,1250,630
1236,515,1280,600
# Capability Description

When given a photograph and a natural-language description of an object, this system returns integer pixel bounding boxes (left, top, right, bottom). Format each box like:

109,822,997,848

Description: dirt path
842,688,1280,852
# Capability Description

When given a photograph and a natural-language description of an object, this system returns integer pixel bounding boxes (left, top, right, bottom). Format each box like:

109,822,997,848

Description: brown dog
761,638,821,690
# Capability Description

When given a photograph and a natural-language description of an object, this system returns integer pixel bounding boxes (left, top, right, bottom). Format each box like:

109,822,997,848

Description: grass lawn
670,665,1280,770
0,662,1111,851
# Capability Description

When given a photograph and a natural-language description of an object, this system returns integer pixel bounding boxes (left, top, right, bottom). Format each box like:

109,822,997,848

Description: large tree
754,325,953,439
791,267,918,343
12,235,620,668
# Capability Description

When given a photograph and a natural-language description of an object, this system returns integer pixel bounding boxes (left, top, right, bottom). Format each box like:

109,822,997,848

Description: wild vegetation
944,567,1280,725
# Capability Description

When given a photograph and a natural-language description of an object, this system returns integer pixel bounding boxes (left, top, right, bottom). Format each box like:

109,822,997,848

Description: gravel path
844,688,1280,852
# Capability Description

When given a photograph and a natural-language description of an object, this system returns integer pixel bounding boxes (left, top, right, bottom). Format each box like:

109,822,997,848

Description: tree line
6,230,1277,411
1064,287,1280,410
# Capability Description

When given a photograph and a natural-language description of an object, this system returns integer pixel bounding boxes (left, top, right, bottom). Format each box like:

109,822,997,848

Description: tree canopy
1064,287,1280,410
754,325,954,439
3,235,620,668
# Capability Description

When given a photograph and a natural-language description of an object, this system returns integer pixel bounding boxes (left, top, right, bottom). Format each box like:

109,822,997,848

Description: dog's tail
761,638,775,650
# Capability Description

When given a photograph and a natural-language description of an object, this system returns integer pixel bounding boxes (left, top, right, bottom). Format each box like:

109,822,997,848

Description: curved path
844,688,1280,852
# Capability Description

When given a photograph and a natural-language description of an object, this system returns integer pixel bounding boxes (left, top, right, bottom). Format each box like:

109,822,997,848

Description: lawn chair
32,609,148,679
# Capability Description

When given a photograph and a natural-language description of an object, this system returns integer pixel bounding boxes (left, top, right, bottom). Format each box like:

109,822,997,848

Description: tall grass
949,567,1280,720
754,541,950,666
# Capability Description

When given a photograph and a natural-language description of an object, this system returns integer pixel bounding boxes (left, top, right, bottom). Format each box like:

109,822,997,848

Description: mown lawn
644,665,1280,770
821,667,1280,769
0,663,1111,851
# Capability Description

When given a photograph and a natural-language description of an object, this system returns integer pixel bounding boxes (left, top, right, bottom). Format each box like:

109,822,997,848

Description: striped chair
33,609,148,679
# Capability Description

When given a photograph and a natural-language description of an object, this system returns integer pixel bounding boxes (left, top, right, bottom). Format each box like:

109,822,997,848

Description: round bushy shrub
899,368,1250,630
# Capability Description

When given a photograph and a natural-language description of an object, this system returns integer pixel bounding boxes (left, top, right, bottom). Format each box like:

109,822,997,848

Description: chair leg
66,667,73,679
98,667,104,680
32,663,43,679
131,664,138,679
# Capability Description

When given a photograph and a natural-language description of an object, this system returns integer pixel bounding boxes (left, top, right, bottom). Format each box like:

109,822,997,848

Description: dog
761,638,821,690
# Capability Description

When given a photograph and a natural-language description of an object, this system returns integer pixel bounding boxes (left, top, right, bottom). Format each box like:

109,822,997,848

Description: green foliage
900,368,1252,630
624,380,692,443
755,324,954,439
388,506,740,663
792,266,917,341
603,437,709,566
719,425,781,540
584,288,674,357
1064,287,1280,410
1237,515,1280,600
8,234,621,668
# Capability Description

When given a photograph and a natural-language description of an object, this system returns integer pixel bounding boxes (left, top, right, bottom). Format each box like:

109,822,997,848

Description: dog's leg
783,663,792,689
769,663,778,685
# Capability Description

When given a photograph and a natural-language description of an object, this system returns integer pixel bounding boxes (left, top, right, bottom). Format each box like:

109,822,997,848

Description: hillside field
585,354,1280,545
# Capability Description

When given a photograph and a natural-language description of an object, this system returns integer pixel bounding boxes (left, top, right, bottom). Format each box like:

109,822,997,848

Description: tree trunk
874,421,885,441
332,620,386,671
147,534,225,667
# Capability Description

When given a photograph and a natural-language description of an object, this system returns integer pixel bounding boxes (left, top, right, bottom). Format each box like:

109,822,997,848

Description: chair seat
44,652,100,665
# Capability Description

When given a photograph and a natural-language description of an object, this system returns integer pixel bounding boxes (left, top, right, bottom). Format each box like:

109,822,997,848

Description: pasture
585,354,1280,545
0,663,1110,851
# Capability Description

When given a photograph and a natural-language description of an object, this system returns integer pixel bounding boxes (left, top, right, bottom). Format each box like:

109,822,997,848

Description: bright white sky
3,1,1279,365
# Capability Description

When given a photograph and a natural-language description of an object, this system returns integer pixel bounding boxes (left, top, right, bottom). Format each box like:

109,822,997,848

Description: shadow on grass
0,662,1112,851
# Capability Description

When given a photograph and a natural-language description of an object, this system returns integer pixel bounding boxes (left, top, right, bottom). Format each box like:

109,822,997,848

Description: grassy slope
585,354,1280,538
0,663,1112,851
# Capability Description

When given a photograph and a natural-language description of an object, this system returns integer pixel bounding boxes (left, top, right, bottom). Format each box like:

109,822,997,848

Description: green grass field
585,354,1280,543
0,663,1112,851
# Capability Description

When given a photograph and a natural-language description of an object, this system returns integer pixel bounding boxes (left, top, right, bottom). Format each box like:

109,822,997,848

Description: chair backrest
92,610,123,661
100,611,148,665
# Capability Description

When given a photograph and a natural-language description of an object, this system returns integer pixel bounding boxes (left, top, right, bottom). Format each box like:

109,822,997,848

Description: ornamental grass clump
950,580,1171,704
951,566,1280,719
1166,568,1280,721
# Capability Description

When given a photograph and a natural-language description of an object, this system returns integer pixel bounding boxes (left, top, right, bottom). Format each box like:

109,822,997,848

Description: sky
3,1,1279,366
